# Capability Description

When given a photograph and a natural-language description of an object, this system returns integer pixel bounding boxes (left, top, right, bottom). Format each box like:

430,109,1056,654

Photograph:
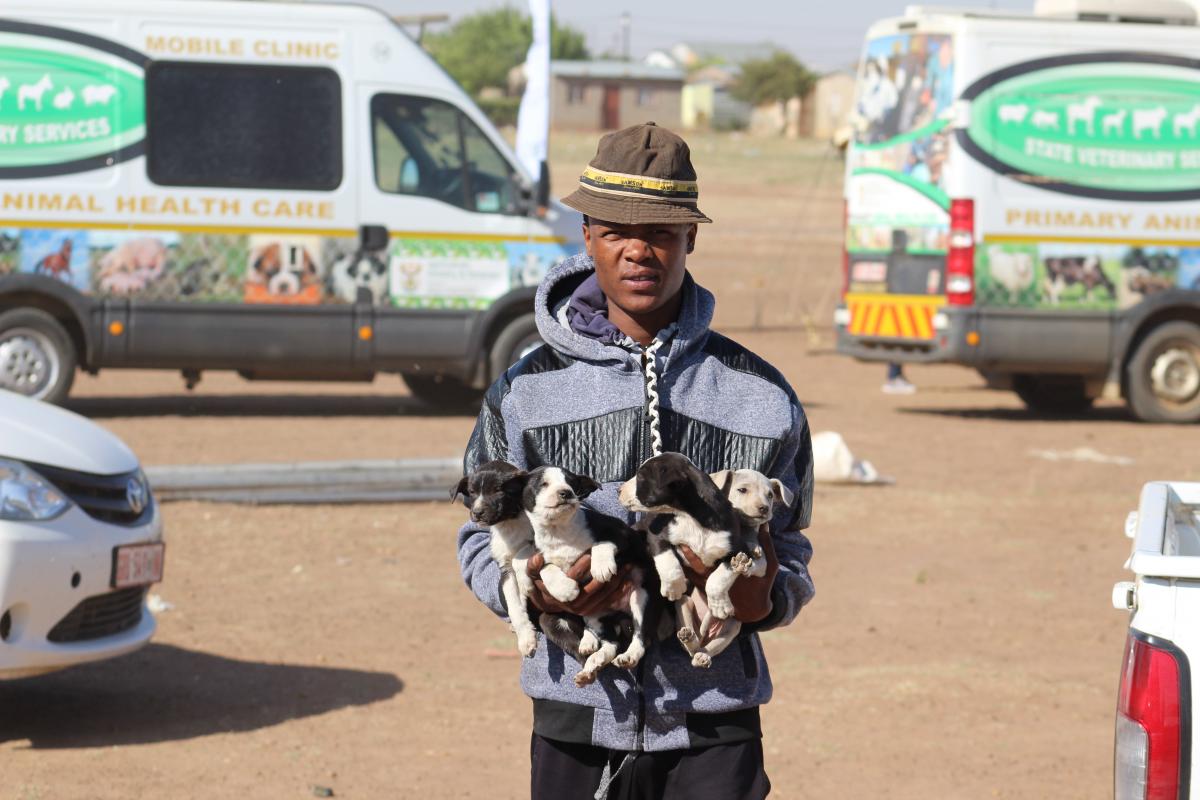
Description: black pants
530,733,771,800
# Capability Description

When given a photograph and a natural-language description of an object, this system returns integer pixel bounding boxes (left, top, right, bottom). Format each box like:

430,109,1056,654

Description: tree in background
425,8,589,97
730,51,817,107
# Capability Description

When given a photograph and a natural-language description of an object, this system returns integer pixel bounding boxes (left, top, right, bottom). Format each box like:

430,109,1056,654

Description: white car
0,389,164,678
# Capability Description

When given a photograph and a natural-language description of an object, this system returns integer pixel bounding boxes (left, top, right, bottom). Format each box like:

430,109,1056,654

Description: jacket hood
534,253,715,371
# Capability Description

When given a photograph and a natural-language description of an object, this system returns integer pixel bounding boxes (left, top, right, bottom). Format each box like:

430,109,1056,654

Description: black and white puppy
618,453,766,668
454,460,540,657
522,465,656,687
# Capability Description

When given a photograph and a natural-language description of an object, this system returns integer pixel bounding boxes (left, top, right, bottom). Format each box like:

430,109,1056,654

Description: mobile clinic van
0,1,581,405
836,0,1200,422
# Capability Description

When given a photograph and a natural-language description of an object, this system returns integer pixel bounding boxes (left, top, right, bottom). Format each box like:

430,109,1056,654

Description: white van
0,1,582,405
837,0,1200,422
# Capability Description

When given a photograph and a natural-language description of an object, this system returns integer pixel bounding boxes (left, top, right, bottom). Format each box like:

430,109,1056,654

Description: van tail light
841,199,850,299
1115,633,1188,800
946,198,974,306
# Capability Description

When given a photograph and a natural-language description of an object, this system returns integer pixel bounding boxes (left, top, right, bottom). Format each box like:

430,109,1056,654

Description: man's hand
677,527,778,623
525,552,633,617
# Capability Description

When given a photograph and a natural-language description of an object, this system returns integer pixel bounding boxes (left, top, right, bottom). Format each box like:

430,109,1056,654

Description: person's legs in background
882,362,916,394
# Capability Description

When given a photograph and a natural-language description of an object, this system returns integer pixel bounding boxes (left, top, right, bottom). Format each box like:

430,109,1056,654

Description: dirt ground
1,131,1187,798
3,349,1190,799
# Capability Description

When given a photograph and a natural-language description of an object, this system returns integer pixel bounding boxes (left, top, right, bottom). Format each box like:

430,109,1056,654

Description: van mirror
360,225,389,252
515,161,550,218
535,160,550,211
400,157,420,192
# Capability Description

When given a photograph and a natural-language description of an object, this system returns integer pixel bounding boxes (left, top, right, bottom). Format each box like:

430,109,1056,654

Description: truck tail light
841,199,850,299
946,198,974,306
1115,633,1188,800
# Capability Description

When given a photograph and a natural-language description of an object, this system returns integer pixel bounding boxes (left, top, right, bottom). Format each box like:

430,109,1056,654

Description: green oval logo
0,20,147,178
961,53,1200,200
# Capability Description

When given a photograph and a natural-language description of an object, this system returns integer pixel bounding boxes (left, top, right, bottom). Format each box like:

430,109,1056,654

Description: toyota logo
126,476,148,515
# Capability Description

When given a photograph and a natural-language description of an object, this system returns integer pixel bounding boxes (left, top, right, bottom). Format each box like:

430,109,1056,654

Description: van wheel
1125,321,1200,423
489,313,542,380
1013,374,1093,415
401,372,483,411
0,308,76,404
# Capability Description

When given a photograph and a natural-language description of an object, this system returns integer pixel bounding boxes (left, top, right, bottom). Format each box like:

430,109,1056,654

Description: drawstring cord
593,324,676,800
642,323,676,458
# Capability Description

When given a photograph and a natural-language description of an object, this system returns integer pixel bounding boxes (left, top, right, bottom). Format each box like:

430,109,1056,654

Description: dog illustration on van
245,237,324,304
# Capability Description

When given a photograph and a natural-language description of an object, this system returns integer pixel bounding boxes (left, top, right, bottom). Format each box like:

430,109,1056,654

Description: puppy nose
758,505,770,515
558,489,574,501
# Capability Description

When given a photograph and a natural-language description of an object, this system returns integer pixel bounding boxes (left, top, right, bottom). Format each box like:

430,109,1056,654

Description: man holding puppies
457,122,814,799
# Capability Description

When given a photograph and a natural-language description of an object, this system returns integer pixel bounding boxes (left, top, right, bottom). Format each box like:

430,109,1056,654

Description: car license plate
111,542,165,589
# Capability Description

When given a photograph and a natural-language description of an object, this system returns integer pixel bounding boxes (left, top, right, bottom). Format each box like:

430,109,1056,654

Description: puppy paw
676,626,696,644
751,546,763,559
573,670,596,688
578,630,600,656
691,652,712,669
542,568,580,603
614,641,644,669
662,573,689,601
590,543,618,583
708,593,734,620
517,629,538,658
730,551,753,576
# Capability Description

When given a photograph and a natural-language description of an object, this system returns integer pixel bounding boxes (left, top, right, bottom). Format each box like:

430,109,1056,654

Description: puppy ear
451,475,470,501
688,464,727,509
770,478,795,509
522,479,539,512
502,472,528,496
719,470,734,495
571,474,602,499
709,470,731,493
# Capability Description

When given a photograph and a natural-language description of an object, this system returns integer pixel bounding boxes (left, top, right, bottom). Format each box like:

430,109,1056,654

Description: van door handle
360,224,389,252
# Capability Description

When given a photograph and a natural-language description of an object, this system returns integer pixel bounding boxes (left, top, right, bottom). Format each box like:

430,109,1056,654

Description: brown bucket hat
562,122,713,225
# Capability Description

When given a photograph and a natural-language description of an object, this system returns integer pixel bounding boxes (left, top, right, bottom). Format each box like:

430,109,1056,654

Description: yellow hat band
579,166,699,202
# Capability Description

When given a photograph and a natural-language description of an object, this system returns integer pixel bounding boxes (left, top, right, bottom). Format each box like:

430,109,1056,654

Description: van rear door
844,29,955,349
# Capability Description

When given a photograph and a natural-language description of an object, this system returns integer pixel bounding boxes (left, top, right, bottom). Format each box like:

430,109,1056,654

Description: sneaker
881,376,916,395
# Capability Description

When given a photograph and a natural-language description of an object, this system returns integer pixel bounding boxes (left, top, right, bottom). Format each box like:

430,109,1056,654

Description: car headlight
0,458,72,521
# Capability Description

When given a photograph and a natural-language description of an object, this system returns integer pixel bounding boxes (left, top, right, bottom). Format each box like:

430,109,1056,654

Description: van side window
146,62,342,190
371,94,520,215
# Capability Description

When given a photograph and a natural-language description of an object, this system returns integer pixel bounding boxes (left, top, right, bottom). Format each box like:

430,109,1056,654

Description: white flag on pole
515,0,550,181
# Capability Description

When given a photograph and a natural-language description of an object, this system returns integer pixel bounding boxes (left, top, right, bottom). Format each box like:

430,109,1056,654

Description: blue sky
352,0,1035,70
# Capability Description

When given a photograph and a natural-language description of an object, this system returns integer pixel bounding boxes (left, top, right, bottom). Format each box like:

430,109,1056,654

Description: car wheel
489,313,542,380
1013,374,1094,415
1125,320,1200,423
0,308,76,403
401,371,483,411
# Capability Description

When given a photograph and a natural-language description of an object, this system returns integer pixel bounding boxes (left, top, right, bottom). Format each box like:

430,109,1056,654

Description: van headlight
0,459,71,521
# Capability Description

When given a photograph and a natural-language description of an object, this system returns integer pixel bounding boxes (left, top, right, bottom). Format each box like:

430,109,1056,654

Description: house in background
799,70,856,141
681,64,751,130
549,60,684,131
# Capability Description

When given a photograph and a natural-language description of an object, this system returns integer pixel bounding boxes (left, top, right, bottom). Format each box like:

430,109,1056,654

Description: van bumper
835,303,970,364
837,304,1112,377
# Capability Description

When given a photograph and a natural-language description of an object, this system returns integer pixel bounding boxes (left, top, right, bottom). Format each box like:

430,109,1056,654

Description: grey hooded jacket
456,253,814,752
